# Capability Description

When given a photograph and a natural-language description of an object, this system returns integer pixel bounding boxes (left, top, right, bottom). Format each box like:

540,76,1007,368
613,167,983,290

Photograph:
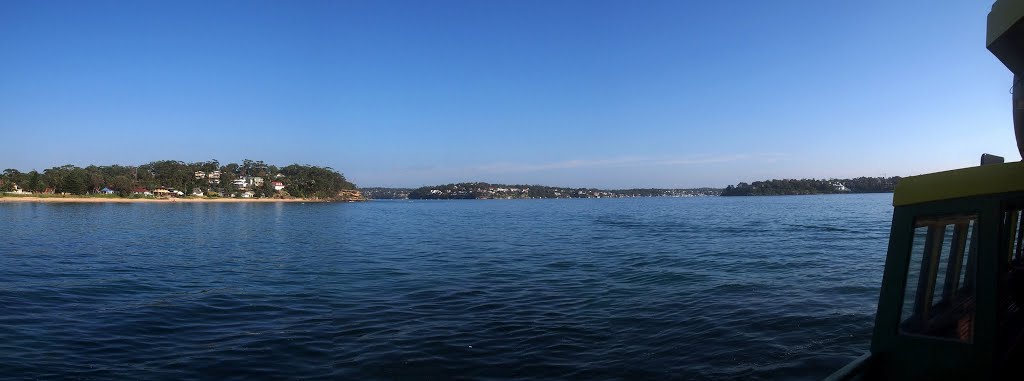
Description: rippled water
0,194,892,380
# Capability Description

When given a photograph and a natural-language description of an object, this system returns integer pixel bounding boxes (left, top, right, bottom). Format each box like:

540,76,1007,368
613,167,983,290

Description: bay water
0,194,892,380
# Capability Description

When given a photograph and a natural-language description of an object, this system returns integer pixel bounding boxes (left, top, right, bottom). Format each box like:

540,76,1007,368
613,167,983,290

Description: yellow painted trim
893,162,1024,206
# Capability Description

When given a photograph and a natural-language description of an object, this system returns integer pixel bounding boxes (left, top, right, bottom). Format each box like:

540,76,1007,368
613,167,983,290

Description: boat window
899,214,977,342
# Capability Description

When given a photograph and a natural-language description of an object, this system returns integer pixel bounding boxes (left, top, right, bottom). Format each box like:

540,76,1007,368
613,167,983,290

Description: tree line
1,159,356,199
721,176,901,196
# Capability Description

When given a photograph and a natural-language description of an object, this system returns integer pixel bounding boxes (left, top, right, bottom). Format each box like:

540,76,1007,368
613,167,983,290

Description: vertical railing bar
1007,210,1019,265
965,220,979,291
915,224,944,322
1011,207,1019,264
944,222,968,300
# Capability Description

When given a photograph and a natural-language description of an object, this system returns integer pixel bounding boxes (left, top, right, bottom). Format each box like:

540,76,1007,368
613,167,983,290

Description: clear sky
0,1,1017,188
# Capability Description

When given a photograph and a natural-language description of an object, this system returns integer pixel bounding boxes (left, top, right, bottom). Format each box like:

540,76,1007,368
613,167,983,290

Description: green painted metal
828,192,1024,379
876,196,996,380
988,0,1024,76
988,1,1024,158
826,3,1024,378
822,352,871,381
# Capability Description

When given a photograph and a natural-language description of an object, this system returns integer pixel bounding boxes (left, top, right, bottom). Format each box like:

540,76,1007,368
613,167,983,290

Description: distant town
2,161,901,201
361,176,901,199
362,184,721,200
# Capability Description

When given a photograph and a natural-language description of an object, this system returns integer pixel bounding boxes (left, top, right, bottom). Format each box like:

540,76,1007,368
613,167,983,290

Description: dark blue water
0,194,892,380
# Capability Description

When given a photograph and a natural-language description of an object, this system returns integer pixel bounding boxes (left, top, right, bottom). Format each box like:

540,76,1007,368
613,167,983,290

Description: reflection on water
0,194,892,380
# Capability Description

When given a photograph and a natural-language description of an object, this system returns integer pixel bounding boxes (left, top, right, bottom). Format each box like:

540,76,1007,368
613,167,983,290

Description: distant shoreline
0,196,330,203
720,191,894,197
720,177,900,196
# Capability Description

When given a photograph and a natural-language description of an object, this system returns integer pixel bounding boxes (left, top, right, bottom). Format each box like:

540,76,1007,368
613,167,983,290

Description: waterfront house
132,188,151,196
272,181,285,191
153,188,170,198
241,191,255,198
232,178,247,189
100,187,115,195
4,183,31,195
829,181,850,192
192,188,204,197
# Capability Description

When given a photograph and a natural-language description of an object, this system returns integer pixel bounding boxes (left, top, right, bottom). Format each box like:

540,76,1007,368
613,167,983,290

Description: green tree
62,171,86,194
221,171,239,196
279,164,355,198
27,171,42,193
2,169,22,191
110,176,134,197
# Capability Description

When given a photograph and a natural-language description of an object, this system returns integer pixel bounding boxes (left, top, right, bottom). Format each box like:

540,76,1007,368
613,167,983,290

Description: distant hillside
406,183,721,199
361,187,414,199
720,177,901,196
2,159,356,200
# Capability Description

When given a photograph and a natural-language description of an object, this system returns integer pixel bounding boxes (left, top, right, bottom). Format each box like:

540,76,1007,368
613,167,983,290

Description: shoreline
0,196,331,203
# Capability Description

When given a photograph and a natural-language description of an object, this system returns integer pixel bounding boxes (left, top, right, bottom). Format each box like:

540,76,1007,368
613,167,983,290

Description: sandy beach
0,197,328,203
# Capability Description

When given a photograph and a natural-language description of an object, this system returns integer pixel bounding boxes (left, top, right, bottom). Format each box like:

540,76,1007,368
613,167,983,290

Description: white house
5,183,31,195
241,191,255,198
272,181,285,191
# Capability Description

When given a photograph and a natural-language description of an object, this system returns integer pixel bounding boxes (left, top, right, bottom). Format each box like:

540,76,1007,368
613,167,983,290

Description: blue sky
0,1,1016,188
